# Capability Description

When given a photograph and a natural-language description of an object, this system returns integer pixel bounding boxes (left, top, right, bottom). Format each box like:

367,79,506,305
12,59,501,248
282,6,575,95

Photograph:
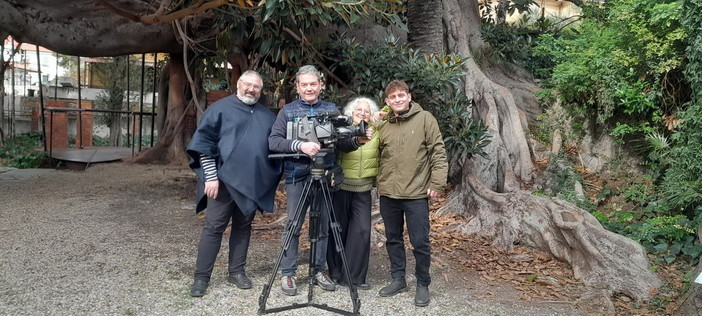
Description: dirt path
0,162,585,315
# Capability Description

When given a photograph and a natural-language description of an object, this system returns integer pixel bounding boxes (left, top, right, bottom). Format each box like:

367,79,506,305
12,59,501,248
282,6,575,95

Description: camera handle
258,166,361,315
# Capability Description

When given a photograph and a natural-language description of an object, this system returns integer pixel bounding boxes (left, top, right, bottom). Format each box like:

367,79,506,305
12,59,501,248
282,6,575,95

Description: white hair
343,96,379,117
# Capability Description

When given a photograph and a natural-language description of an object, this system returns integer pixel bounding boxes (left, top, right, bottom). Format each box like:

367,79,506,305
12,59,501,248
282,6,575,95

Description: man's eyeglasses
239,80,262,90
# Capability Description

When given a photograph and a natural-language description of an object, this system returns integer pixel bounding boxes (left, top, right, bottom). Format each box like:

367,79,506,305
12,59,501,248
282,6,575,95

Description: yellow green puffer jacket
338,129,380,179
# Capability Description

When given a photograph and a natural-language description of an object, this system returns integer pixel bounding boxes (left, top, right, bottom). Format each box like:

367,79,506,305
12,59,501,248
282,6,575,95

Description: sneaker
281,276,297,296
314,271,336,291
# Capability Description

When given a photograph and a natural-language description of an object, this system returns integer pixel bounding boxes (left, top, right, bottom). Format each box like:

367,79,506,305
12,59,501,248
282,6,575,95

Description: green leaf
653,242,669,253
527,273,538,282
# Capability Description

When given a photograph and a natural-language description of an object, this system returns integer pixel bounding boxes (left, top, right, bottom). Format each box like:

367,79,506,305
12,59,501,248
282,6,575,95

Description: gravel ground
0,163,585,316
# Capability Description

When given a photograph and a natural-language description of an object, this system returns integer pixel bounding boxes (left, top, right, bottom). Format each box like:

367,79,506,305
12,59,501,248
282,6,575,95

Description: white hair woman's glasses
344,97,379,124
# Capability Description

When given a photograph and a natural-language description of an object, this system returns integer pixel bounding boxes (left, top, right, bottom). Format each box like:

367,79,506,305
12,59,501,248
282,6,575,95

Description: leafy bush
0,132,47,168
631,215,701,264
325,36,491,168
659,103,702,215
534,0,688,136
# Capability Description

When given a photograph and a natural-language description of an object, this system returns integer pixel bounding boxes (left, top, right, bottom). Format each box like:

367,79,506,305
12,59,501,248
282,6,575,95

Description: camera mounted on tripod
286,113,368,148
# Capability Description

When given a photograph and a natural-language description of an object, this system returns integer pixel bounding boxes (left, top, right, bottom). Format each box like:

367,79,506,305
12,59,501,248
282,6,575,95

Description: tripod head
268,149,343,187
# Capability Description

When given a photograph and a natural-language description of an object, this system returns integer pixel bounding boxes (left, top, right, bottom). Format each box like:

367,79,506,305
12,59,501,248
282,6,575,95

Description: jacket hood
387,102,423,123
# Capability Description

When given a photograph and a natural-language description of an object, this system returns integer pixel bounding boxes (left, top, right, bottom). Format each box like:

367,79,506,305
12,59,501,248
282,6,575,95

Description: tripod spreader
258,164,360,315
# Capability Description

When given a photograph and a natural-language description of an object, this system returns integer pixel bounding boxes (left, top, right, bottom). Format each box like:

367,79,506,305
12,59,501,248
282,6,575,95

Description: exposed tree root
440,173,662,305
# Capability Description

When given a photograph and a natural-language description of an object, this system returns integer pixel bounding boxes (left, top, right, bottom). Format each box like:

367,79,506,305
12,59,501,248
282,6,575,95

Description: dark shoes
415,284,430,307
190,279,209,297
228,273,253,289
378,278,407,297
356,283,371,290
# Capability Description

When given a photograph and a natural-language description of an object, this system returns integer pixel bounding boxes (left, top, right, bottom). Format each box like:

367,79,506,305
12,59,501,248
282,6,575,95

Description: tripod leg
258,178,314,313
321,184,361,314
307,182,320,302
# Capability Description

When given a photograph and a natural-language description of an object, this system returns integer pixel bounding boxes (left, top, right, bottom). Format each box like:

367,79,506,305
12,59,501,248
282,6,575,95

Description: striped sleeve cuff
352,137,361,148
291,140,302,152
199,153,218,182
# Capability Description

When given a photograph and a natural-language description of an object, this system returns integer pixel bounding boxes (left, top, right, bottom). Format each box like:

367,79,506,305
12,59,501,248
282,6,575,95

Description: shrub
0,133,47,168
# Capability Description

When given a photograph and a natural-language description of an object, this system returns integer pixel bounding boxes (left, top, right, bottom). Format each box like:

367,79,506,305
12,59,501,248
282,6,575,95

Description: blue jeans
281,181,330,276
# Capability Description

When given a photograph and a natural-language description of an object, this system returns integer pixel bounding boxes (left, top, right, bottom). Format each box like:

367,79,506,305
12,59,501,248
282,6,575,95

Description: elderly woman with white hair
327,96,380,290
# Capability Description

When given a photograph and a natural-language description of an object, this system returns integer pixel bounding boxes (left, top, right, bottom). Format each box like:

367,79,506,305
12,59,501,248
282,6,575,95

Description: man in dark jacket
268,65,363,296
186,70,282,297
376,80,448,307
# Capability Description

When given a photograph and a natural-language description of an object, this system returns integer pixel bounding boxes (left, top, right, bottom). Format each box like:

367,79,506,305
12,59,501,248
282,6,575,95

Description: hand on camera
300,141,321,156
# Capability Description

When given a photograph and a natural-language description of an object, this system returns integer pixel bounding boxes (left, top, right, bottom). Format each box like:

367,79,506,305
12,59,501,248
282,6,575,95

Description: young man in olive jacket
376,80,448,307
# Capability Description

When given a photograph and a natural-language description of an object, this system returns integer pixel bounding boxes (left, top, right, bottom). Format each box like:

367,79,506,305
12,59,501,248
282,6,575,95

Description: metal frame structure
2,44,160,166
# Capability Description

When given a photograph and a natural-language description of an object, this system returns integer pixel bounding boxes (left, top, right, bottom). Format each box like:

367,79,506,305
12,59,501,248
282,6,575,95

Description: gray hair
343,96,379,117
295,65,323,83
240,70,262,83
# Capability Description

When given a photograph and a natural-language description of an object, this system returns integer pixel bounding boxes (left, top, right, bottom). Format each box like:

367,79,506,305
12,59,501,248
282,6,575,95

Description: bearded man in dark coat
186,70,282,297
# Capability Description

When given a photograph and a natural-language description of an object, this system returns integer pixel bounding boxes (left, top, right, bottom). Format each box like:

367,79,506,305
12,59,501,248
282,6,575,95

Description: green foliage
621,177,655,206
214,0,403,71
479,7,559,78
634,215,701,264
92,135,110,147
439,93,492,163
534,0,688,134
533,100,581,146
544,154,597,212
325,36,491,165
659,105,702,213
0,132,47,168
595,210,701,263
656,0,702,218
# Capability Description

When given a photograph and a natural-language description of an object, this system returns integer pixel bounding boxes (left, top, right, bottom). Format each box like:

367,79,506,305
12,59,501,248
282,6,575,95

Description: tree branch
96,0,230,26
174,20,204,115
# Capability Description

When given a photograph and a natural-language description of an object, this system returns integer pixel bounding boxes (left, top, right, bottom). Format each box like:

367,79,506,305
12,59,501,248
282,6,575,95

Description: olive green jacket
376,102,448,199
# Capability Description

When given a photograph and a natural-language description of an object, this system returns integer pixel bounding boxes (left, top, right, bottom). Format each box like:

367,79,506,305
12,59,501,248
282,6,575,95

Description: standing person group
186,65,447,308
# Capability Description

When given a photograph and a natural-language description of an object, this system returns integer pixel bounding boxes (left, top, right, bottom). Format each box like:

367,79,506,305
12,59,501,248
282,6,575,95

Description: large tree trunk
674,223,702,315
131,54,197,165
407,0,662,309
407,0,444,55
108,115,123,146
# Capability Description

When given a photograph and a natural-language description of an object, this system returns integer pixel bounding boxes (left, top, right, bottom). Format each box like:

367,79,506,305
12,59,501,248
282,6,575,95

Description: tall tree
407,0,660,310
0,0,662,309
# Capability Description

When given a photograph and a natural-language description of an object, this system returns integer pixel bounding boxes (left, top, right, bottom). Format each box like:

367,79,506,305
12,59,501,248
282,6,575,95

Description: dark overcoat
187,95,282,215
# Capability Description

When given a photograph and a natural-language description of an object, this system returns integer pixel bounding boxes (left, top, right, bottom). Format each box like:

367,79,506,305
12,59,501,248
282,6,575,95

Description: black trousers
327,189,371,285
194,185,255,282
379,196,431,286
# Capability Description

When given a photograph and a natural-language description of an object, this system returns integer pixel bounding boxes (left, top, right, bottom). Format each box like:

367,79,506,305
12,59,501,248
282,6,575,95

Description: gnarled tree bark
131,54,197,165
408,0,663,307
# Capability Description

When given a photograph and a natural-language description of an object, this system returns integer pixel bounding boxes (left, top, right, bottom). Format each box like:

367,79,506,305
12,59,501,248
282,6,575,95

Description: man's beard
238,93,258,105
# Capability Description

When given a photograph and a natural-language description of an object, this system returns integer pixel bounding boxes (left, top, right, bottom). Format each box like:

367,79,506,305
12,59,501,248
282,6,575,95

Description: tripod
259,151,361,315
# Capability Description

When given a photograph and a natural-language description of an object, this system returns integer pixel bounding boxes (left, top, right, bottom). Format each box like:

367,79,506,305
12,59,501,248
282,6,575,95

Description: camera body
286,114,367,148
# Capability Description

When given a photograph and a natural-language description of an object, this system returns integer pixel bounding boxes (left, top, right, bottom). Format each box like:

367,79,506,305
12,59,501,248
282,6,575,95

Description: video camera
286,113,368,148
